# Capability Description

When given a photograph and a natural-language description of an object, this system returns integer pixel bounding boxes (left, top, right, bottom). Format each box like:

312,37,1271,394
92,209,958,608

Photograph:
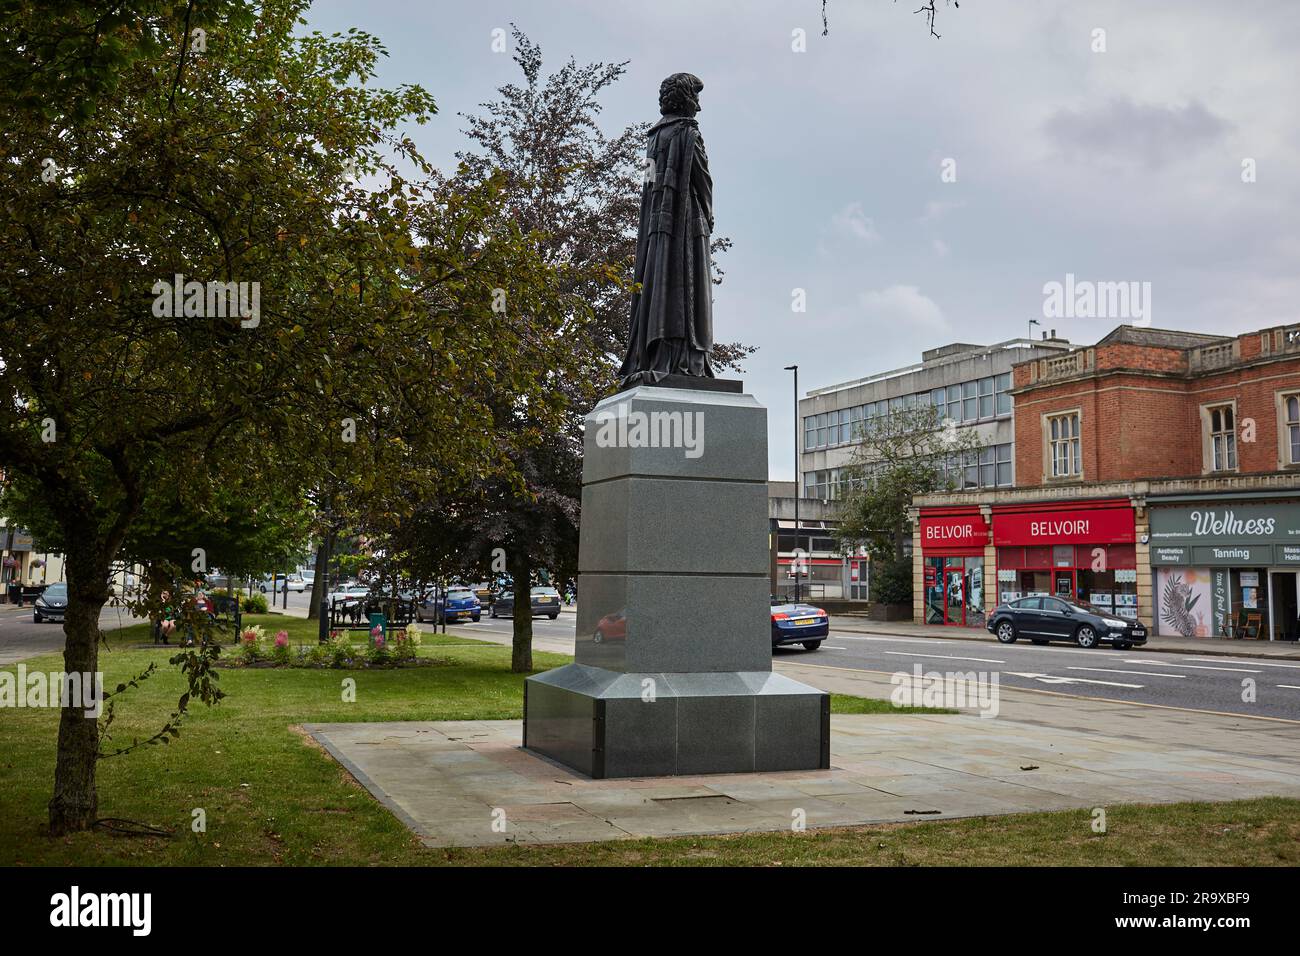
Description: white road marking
1122,658,1263,674
830,634,954,645
1006,671,1143,689
1278,684,1300,690
1066,667,1186,679
1186,657,1300,670
884,651,1006,664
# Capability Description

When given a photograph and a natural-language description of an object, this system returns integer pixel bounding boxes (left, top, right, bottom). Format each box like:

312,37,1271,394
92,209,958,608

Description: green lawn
2,617,1296,866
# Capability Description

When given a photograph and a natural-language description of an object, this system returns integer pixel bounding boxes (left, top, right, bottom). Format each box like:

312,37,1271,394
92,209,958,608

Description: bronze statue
619,73,715,388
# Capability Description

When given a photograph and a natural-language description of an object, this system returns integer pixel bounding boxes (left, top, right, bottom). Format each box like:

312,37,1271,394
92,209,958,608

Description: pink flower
242,630,257,643
374,634,385,648
275,631,288,647
370,625,382,638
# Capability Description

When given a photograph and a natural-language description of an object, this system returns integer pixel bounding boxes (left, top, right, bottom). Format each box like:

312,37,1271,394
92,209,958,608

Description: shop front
919,509,988,627
1149,499,1300,641
992,501,1139,619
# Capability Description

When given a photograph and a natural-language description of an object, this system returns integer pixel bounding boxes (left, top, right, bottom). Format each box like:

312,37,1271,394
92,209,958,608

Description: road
21,589,1291,723
448,612,1300,722
0,602,146,665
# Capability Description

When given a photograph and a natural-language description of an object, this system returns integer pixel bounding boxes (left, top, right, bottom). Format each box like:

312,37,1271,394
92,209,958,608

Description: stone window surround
1041,407,1083,482
1277,388,1300,470
1199,399,1239,475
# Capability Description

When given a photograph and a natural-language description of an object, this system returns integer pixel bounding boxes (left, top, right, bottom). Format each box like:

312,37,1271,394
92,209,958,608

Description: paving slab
305,712,1300,848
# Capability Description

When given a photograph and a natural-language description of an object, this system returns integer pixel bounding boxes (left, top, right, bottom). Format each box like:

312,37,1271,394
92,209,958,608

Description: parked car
490,586,562,620
986,595,1148,649
260,573,307,593
417,587,481,624
770,598,829,650
327,583,371,605
33,582,65,623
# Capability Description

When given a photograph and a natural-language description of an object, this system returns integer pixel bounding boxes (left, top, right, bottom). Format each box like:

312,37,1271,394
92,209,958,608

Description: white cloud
932,238,950,257
858,285,948,332
830,201,881,242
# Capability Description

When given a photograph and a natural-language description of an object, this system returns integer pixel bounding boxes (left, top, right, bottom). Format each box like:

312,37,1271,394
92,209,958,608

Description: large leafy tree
0,0,576,833
423,28,755,671
834,405,982,601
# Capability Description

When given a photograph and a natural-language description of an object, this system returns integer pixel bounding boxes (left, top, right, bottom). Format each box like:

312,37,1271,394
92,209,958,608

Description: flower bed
228,623,434,669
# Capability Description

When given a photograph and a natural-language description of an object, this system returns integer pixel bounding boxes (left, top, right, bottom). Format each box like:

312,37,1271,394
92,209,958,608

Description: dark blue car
417,587,481,624
771,599,829,651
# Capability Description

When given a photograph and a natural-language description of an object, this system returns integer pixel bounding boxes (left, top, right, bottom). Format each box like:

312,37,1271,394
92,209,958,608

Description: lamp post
784,364,801,603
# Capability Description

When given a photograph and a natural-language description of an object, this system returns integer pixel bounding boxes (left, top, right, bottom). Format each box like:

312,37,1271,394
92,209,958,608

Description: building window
1284,394,1300,465
1048,412,1081,477
1207,404,1236,472
979,376,994,419
995,373,1012,416
996,442,1013,486
962,381,978,421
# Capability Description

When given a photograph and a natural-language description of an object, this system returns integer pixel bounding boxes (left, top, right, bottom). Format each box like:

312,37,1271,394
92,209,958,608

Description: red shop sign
920,514,986,556
993,507,1134,546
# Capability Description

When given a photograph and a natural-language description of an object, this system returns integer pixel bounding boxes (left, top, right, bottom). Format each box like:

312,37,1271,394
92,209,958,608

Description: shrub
328,633,354,668
392,626,418,661
241,592,269,614
873,555,914,605
271,630,291,665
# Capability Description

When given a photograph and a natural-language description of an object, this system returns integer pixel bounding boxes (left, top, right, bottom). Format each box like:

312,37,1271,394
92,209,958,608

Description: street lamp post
784,364,801,603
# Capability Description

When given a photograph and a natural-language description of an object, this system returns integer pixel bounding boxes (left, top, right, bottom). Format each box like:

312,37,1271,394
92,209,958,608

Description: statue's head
659,73,704,116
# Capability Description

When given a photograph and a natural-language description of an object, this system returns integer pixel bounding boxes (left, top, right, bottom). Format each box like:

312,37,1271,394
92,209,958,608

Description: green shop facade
1149,493,1300,641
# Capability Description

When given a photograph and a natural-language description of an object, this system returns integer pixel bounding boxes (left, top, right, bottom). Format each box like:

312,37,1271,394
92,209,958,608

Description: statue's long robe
619,114,715,387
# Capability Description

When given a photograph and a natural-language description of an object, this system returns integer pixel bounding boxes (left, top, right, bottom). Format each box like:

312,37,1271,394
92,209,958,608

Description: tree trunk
47,546,110,835
509,547,533,673
307,531,332,621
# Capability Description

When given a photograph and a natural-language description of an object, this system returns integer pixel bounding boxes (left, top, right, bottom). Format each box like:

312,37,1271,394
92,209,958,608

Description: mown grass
2,617,1294,866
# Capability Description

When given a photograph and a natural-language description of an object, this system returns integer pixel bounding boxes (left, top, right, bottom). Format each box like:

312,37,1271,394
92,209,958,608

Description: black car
986,595,1148,649
490,587,562,620
33,582,66,623
770,599,829,650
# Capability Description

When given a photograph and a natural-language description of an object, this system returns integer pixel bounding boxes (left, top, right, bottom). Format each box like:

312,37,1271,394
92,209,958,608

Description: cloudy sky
307,0,1300,478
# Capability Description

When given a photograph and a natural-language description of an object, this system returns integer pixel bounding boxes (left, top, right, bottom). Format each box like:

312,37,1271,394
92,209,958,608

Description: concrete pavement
303,609,1300,847
307,708,1300,847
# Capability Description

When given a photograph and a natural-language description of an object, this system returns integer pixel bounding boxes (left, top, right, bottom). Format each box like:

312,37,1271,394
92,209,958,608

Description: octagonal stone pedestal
523,384,830,778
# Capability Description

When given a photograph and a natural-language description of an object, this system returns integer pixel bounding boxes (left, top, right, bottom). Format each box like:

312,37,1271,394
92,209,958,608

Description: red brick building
913,324,1300,642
